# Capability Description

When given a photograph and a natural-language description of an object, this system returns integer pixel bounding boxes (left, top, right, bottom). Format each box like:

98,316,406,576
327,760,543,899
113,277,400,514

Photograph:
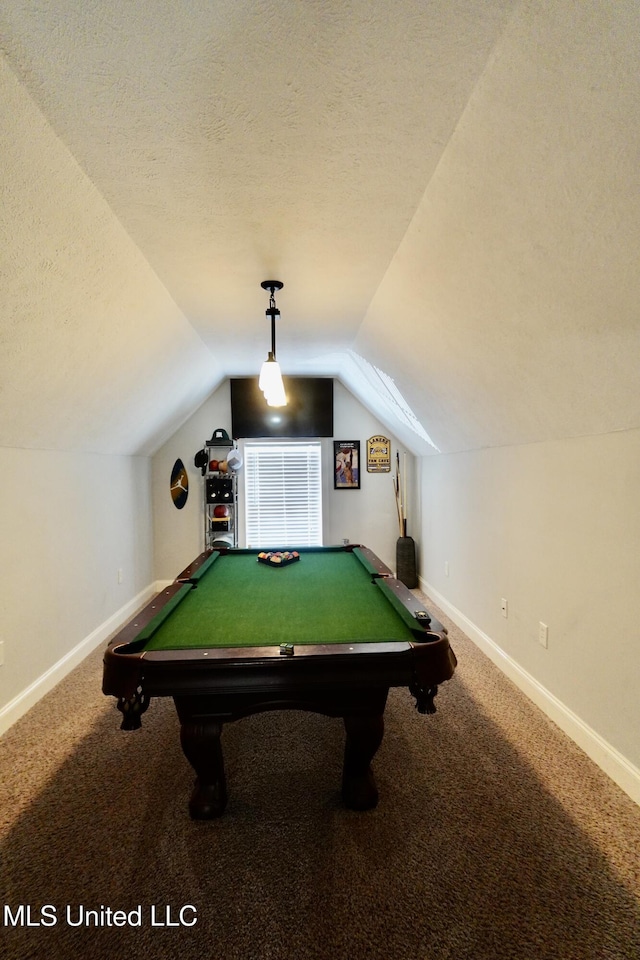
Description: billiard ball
213,504,229,518
209,459,219,471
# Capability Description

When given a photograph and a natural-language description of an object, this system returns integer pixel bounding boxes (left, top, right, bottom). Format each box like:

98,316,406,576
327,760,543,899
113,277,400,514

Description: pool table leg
179,718,228,819
341,713,384,810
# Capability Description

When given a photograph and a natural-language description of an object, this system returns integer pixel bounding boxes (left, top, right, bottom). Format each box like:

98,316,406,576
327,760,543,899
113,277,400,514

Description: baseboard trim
421,578,640,807
0,584,158,737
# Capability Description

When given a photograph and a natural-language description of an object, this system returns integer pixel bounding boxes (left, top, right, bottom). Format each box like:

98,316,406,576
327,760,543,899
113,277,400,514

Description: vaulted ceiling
2,1,639,455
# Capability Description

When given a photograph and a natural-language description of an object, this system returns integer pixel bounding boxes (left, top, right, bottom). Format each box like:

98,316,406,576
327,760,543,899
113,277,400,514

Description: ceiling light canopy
258,280,287,407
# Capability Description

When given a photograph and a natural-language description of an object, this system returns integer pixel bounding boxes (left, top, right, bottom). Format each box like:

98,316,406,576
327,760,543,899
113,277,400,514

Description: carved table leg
341,713,384,810
179,719,228,819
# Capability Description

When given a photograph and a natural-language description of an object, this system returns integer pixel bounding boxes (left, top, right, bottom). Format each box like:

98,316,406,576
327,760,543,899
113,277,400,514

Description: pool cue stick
393,463,403,536
396,452,402,536
393,475,401,536
402,452,407,537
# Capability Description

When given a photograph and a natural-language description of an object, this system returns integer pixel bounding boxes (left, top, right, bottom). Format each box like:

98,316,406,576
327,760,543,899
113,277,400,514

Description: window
243,442,323,547
349,350,440,451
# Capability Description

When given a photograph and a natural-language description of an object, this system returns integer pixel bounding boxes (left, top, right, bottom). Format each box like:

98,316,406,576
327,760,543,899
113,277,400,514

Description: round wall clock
170,458,189,510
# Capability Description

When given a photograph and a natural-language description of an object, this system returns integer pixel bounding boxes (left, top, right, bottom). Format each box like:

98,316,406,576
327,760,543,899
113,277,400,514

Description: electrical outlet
117,568,123,584
444,560,449,577
538,622,549,648
501,598,508,618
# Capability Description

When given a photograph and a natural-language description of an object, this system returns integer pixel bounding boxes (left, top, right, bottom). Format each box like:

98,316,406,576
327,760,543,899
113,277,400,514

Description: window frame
239,439,324,549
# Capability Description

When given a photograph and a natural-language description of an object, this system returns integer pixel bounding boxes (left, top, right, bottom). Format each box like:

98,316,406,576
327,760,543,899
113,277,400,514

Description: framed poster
366,435,391,473
334,441,360,489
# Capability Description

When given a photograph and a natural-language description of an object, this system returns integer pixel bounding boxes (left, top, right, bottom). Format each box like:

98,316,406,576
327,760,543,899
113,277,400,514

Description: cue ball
213,504,229,518
218,461,228,473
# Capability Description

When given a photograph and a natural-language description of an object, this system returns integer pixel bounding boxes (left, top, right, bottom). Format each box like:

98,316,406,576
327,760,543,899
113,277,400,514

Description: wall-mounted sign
366,436,391,473
170,458,189,510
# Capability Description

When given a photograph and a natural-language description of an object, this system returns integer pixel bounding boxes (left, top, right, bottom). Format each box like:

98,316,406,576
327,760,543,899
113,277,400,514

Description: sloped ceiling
1,0,638,455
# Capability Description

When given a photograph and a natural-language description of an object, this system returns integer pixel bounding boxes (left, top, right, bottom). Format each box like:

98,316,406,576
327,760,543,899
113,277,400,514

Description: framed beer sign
366,436,391,473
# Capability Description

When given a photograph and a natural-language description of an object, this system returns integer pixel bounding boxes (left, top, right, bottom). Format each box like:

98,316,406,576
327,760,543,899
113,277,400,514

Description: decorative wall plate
170,458,189,509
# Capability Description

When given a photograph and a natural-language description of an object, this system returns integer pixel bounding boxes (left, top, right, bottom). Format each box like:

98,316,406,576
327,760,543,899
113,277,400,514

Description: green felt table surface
141,549,420,651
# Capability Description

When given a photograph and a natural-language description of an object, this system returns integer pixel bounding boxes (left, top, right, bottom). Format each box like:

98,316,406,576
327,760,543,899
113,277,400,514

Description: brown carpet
1,593,639,960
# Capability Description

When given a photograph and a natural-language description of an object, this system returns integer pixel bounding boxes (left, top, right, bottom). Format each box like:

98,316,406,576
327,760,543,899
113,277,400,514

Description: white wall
327,381,415,567
0,448,153,731
152,379,413,577
419,428,640,798
152,384,234,579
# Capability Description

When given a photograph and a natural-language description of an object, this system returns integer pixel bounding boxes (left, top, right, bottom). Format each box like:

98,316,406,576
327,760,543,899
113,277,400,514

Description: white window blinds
244,442,323,548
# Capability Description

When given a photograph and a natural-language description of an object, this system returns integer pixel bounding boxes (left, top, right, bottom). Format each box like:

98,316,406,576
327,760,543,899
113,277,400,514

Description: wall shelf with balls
199,428,242,550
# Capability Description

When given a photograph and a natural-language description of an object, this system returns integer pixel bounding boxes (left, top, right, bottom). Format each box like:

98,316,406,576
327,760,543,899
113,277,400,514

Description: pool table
103,545,456,819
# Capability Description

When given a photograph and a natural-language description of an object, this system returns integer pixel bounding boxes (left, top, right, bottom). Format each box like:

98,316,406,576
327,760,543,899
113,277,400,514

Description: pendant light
258,280,287,407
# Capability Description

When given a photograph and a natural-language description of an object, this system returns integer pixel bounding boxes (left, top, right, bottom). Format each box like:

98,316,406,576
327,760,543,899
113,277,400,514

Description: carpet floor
1,592,639,960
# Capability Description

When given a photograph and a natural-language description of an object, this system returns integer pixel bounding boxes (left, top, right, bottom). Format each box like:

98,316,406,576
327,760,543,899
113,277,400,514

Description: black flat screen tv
230,377,334,438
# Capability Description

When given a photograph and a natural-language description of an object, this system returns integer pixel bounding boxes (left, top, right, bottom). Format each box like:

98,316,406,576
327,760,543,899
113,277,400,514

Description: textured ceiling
1,0,639,455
